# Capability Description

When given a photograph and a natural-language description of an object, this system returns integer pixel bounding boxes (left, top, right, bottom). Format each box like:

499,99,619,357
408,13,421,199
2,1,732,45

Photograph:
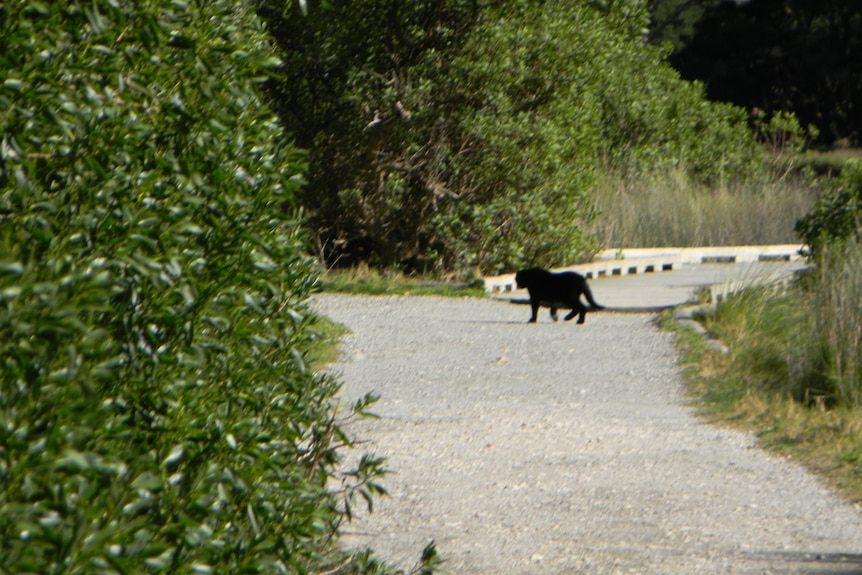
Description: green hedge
0,1,387,572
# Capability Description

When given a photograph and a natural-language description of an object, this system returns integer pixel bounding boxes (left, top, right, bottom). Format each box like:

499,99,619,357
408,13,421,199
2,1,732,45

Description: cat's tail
584,284,604,310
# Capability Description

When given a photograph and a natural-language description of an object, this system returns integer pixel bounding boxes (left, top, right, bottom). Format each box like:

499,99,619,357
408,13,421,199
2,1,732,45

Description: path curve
314,294,862,574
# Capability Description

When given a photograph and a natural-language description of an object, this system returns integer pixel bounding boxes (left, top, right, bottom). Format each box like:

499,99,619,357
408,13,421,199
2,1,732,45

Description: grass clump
670,239,862,500
593,169,817,248
319,264,487,297
307,314,351,369
808,242,862,407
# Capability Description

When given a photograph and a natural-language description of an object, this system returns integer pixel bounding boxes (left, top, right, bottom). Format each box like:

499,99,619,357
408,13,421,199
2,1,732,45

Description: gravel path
314,294,862,574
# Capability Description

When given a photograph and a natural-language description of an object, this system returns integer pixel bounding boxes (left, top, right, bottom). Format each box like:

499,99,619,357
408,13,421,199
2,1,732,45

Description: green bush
259,0,766,275
443,0,764,272
0,1,390,572
796,161,862,257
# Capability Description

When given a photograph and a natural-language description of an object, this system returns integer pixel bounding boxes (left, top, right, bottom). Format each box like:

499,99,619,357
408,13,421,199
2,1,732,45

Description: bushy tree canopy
260,0,763,274
1,1,384,572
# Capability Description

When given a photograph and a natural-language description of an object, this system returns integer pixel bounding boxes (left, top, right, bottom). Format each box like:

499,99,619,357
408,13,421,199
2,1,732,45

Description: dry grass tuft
592,170,817,248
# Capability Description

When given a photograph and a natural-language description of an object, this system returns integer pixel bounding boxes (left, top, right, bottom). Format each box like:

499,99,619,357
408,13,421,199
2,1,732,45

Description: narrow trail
315,294,862,575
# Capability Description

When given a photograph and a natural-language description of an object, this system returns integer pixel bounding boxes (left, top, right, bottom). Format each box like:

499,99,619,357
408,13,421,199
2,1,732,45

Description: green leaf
0,261,24,275
131,472,163,491
54,450,92,472
145,547,176,570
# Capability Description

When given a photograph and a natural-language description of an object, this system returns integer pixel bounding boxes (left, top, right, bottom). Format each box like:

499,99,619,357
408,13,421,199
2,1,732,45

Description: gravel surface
313,294,862,574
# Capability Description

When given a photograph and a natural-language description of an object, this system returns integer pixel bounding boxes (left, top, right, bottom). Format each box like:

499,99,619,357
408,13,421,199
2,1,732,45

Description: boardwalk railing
483,244,806,297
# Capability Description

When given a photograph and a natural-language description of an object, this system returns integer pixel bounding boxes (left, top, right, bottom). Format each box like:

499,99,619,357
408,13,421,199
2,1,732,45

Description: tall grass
811,241,862,406
698,239,862,409
708,284,807,397
678,240,862,499
592,169,818,247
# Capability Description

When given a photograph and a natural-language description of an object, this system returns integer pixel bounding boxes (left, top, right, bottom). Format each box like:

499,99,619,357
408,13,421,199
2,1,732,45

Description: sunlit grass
667,241,862,501
317,263,486,297
593,169,817,248
812,242,862,407
307,313,350,369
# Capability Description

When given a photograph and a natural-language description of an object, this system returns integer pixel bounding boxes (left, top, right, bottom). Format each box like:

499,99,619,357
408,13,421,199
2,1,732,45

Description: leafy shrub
0,1,389,572
260,0,769,275
443,0,766,272
257,0,482,272
796,161,862,257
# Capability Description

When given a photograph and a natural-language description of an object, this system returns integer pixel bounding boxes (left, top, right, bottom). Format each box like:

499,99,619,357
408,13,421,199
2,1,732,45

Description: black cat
515,267,604,324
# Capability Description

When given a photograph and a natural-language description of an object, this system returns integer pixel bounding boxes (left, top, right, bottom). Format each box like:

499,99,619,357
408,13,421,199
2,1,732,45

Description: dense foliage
0,1,388,572
796,162,862,256
259,0,763,275
257,0,479,272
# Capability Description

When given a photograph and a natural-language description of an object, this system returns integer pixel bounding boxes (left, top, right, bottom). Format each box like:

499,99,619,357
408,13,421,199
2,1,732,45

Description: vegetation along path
315,294,862,574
